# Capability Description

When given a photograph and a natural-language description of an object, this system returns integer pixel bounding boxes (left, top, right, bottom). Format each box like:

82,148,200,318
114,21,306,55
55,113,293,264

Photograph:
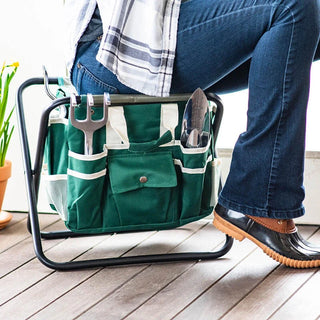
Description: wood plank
119,238,256,319
2,211,26,226
28,220,211,320
0,222,65,278
174,250,278,320
0,229,154,319
74,222,226,320
0,215,28,253
1,213,320,320
125,240,258,320
266,227,320,320
0,213,60,254
269,270,320,320
0,228,108,307
124,220,209,256
173,226,318,320
220,227,320,320
126,226,316,320
38,213,67,231
0,213,62,276
223,267,316,320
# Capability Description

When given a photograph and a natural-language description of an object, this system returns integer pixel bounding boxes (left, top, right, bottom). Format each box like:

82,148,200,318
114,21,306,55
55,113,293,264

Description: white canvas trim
43,174,67,181
48,118,69,126
174,155,213,174
106,106,130,147
68,149,108,161
67,168,107,180
179,137,212,154
160,103,179,141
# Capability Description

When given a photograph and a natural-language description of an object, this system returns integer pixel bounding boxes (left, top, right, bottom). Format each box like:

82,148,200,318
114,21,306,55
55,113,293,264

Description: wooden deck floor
1,212,320,320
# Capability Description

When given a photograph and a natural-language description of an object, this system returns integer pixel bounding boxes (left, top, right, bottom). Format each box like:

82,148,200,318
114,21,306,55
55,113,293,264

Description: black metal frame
16,77,233,271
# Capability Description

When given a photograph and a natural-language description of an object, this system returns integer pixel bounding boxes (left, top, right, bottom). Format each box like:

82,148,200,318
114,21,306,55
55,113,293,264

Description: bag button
139,176,148,183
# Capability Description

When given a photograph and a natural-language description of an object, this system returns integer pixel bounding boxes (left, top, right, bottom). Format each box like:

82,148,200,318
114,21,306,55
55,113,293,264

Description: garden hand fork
70,93,109,155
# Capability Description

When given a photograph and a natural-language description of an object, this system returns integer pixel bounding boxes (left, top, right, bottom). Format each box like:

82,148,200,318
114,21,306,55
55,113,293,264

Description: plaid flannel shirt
65,0,181,97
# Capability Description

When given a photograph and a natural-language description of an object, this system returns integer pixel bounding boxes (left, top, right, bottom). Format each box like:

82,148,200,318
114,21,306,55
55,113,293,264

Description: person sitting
65,0,320,268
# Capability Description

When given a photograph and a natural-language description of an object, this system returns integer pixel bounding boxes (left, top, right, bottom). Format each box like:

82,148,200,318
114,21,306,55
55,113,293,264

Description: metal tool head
70,94,107,131
70,93,108,154
181,88,210,148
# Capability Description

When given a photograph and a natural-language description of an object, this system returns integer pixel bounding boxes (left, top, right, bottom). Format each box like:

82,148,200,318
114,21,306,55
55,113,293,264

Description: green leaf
0,63,18,166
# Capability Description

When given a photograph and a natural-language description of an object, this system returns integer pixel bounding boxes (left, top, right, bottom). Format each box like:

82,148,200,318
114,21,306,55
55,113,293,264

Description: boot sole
213,211,320,268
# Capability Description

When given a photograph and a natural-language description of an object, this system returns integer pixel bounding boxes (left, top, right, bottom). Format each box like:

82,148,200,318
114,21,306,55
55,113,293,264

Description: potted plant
0,62,19,229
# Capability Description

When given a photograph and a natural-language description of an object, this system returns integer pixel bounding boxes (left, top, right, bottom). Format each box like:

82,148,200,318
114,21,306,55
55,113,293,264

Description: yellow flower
7,62,19,68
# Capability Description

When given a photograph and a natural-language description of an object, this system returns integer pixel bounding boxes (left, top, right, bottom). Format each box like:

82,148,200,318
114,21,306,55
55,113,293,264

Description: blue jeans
72,0,320,219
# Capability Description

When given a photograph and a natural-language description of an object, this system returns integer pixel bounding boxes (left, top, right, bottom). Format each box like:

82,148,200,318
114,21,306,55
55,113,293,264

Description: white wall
0,0,66,211
1,0,320,215
216,63,320,151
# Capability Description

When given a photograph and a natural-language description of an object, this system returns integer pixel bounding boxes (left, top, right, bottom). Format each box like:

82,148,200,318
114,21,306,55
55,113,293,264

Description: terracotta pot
0,160,12,229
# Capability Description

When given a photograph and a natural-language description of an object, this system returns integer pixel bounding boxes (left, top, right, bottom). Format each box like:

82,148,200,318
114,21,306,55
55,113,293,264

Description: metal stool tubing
16,77,233,270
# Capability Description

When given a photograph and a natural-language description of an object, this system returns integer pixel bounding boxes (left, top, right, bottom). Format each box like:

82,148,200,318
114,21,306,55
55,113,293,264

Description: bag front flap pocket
108,152,177,194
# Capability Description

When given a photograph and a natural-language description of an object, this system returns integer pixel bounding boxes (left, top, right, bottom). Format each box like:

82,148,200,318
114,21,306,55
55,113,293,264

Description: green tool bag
43,95,220,234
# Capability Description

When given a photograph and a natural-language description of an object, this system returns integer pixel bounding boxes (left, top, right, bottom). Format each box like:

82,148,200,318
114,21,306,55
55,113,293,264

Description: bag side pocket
43,119,68,219
176,144,214,222
66,150,107,232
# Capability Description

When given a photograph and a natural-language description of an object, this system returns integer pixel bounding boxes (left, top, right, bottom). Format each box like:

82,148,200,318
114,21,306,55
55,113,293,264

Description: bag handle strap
129,130,172,153
106,103,179,152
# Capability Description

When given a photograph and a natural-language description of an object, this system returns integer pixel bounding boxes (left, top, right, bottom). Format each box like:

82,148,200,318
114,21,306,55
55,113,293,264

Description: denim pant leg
72,0,320,219
72,41,139,95
171,0,319,219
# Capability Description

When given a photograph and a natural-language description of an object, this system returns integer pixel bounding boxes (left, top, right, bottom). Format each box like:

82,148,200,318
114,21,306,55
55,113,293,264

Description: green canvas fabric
43,96,220,234
108,152,177,194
